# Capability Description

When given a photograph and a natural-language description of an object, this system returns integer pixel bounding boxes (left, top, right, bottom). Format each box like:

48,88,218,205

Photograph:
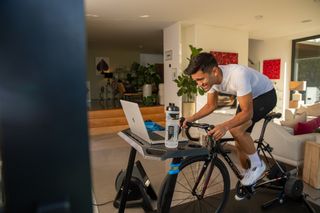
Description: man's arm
188,92,218,122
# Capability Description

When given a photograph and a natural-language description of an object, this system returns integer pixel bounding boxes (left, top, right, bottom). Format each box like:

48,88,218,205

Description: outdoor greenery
174,45,205,102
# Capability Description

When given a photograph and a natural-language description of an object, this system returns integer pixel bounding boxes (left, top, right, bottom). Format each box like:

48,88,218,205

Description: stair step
88,105,165,119
89,121,166,136
88,105,166,136
89,113,165,128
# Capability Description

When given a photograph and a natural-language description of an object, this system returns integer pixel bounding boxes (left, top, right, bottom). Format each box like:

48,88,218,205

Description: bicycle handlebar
180,117,215,141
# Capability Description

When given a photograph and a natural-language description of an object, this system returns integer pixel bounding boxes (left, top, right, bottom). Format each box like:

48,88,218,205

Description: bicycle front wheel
159,155,230,213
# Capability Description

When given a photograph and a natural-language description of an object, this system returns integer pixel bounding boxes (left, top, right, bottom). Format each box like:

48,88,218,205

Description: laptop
120,100,166,144
121,100,188,145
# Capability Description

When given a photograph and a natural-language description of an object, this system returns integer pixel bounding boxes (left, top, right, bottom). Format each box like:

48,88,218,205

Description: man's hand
208,124,228,140
181,117,193,128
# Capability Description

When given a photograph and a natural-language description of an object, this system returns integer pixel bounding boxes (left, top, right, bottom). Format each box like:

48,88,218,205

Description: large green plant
174,45,205,102
130,62,160,87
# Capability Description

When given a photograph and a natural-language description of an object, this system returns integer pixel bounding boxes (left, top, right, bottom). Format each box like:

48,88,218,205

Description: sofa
199,111,319,167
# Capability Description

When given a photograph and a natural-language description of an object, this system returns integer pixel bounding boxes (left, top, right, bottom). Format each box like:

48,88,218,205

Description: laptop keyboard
148,131,165,140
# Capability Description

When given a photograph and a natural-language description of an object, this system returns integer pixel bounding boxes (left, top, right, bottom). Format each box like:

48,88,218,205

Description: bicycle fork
191,157,215,199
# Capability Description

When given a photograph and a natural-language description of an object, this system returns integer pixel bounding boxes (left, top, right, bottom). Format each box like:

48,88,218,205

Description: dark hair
184,52,218,75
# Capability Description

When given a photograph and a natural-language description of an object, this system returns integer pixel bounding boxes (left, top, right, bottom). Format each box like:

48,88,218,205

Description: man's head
184,52,221,92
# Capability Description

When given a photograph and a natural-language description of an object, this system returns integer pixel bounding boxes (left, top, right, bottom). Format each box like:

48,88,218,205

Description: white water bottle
165,103,180,148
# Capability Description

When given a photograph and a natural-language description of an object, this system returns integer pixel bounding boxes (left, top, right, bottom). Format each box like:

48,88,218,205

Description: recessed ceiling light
139,15,150,18
301,19,312,23
86,14,99,18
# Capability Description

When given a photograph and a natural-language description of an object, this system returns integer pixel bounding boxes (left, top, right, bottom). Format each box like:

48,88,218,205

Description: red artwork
262,59,281,79
211,51,238,65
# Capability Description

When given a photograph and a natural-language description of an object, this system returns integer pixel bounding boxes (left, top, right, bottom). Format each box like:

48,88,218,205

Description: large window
291,35,320,105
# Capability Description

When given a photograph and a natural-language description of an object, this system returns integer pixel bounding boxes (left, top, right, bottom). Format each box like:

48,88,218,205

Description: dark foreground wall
0,0,92,212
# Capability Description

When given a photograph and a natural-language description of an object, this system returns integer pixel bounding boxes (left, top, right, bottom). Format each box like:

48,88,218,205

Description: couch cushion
294,116,320,135
280,111,307,128
296,103,320,117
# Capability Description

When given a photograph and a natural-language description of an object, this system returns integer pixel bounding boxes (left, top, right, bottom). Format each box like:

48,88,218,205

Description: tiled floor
90,133,320,213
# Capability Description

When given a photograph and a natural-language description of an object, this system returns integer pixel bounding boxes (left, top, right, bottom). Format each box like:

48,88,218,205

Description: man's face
191,67,216,92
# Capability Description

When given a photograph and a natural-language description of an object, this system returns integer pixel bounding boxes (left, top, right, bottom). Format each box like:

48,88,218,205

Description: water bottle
165,103,180,148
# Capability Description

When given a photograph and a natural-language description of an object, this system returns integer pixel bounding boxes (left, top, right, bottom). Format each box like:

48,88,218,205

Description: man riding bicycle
182,52,277,187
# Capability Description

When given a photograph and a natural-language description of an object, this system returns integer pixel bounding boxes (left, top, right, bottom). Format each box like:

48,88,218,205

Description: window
291,35,320,105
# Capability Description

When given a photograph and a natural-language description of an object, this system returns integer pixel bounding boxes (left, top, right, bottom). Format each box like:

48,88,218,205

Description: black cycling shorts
236,89,277,133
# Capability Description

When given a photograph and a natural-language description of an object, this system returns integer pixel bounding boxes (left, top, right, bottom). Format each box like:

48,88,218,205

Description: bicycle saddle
265,112,282,121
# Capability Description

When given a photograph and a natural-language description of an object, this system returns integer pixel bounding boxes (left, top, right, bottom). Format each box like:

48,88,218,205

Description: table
303,141,320,189
117,129,209,213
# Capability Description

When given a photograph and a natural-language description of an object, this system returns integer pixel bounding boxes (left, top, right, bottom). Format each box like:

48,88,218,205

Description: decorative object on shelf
211,51,238,65
95,57,110,76
262,59,281,79
289,81,306,108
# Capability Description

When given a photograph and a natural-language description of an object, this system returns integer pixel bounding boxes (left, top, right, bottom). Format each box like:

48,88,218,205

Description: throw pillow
284,109,295,121
296,103,320,117
280,111,307,128
294,116,320,135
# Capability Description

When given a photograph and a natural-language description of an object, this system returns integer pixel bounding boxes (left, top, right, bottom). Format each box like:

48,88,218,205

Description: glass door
291,35,320,105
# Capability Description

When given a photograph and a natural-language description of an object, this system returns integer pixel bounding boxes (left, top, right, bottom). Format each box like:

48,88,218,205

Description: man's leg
230,121,266,186
235,142,250,170
233,121,253,170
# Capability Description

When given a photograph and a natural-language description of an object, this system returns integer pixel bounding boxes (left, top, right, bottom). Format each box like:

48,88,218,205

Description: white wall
190,25,249,112
140,53,163,66
248,29,320,115
248,38,291,115
163,22,182,110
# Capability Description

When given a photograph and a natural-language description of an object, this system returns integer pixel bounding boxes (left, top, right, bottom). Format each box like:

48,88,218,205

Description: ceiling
85,0,320,53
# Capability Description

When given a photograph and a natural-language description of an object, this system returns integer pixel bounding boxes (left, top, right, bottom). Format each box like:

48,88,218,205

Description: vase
142,84,152,97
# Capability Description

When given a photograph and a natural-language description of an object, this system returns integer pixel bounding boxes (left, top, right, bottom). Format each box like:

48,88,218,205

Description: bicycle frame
188,115,288,197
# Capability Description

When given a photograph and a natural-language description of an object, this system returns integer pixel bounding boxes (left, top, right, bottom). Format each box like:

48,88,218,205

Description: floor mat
168,189,320,213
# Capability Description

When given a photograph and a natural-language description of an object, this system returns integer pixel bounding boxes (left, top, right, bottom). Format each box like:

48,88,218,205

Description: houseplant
130,62,160,97
174,45,205,116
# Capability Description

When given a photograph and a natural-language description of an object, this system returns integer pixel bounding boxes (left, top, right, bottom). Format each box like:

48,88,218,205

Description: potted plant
174,45,205,116
131,62,160,97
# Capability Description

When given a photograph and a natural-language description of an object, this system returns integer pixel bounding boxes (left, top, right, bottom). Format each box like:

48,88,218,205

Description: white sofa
199,112,319,167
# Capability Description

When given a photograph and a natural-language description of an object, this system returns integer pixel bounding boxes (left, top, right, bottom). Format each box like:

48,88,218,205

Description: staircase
88,105,165,136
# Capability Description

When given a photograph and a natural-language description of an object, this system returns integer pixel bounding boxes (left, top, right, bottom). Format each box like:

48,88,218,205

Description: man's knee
230,120,252,138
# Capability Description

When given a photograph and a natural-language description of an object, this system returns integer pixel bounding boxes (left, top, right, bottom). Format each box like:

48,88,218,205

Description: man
182,52,277,188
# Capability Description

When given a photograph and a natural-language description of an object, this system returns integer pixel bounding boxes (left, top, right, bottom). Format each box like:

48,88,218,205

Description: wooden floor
90,133,320,213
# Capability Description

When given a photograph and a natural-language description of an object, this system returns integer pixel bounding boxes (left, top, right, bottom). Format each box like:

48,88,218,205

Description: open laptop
120,100,166,144
121,100,188,145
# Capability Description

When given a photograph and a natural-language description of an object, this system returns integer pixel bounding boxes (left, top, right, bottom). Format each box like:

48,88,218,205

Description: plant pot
143,84,152,97
182,102,195,118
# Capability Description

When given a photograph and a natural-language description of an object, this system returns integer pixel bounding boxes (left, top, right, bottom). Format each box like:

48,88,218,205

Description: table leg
118,147,137,213
159,158,182,213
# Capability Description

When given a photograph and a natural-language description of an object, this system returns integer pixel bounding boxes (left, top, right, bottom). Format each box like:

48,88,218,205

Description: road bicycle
157,112,315,213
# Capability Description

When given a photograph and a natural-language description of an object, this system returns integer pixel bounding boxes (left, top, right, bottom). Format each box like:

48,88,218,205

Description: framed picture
95,57,110,76
211,51,238,65
263,59,281,79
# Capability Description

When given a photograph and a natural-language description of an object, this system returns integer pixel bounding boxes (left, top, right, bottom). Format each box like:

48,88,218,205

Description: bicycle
157,112,314,213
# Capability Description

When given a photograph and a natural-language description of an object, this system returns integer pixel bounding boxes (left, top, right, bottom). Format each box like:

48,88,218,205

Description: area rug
168,189,320,213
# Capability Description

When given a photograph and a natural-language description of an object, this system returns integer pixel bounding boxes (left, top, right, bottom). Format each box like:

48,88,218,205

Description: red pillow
294,116,320,135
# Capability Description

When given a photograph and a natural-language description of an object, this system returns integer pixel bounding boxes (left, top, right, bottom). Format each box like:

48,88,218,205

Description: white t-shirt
208,64,274,98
